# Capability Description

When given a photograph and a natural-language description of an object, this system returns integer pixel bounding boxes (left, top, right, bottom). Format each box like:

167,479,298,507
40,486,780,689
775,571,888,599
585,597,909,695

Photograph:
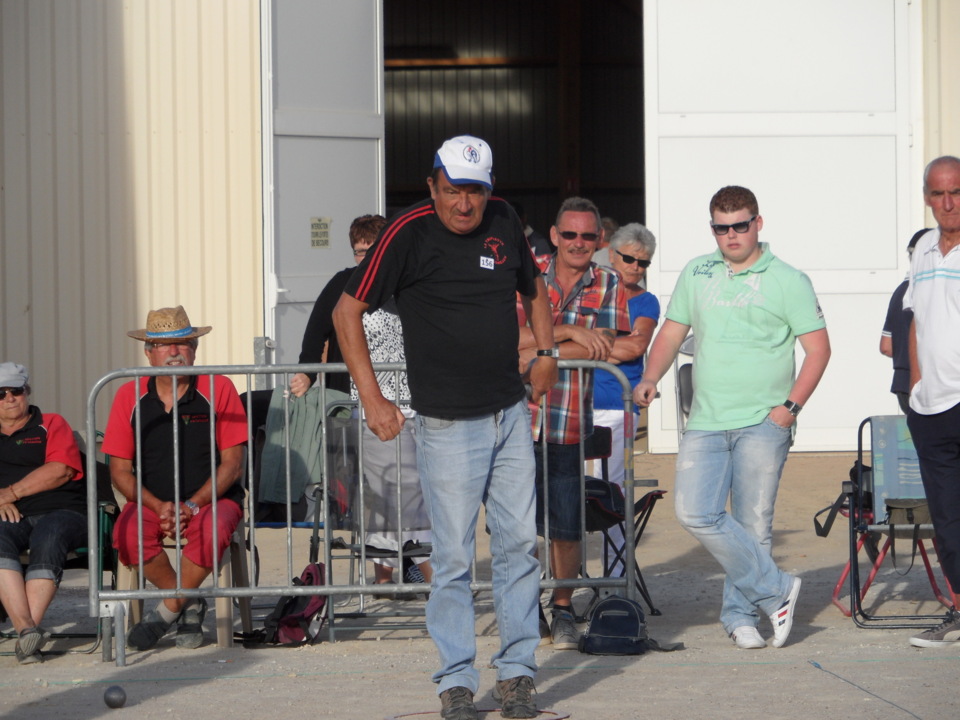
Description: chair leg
115,563,143,625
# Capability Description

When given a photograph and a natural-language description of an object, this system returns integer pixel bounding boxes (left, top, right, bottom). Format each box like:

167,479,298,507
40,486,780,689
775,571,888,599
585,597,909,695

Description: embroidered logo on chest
481,237,507,268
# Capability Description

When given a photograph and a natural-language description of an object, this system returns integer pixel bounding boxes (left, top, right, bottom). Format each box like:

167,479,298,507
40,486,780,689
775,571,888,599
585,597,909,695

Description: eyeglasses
710,216,756,235
615,250,651,268
353,248,369,258
558,230,600,242
0,387,26,400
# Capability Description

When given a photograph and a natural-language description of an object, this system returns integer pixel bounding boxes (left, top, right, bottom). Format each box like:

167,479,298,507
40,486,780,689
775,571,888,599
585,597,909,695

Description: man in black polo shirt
334,135,558,720
102,306,247,651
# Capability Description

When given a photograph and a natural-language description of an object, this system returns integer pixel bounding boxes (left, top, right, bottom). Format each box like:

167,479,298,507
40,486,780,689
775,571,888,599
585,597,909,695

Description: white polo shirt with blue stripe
904,228,960,414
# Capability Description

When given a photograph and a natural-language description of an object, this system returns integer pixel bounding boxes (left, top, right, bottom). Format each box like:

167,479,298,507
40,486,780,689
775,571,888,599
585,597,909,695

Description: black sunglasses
0,387,26,400
558,230,600,242
615,250,651,268
710,216,756,235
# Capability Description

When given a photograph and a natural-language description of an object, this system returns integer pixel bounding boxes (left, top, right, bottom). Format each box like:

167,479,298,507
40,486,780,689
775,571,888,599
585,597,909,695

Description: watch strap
536,347,560,358
782,400,802,416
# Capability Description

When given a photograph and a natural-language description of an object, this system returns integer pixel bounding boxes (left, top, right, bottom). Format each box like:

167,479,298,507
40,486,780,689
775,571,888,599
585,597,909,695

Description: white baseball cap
433,135,493,190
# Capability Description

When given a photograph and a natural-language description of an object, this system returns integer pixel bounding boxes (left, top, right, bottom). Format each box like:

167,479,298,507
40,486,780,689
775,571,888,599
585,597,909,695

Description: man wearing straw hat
102,306,247,651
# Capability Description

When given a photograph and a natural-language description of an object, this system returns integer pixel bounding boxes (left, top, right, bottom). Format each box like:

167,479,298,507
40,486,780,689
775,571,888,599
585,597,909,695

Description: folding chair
827,415,956,628
581,426,665,617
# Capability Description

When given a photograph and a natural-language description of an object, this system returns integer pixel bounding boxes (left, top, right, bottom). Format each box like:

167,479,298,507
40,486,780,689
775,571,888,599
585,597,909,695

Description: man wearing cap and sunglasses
334,136,557,720
102,306,247,652
634,185,830,651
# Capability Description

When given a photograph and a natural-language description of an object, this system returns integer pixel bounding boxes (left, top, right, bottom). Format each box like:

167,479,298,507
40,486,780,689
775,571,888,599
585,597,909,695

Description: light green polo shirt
667,243,825,431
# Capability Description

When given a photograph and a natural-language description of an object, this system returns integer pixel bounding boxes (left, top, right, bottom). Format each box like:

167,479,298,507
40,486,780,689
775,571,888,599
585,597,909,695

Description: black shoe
493,676,538,718
127,609,175,650
439,686,478,720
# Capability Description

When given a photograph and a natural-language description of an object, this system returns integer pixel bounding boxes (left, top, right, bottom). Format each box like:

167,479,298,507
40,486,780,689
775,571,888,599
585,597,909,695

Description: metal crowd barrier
85,361,641,665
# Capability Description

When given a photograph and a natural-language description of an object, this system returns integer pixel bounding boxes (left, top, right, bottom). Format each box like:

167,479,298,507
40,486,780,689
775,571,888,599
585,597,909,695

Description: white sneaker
769,577,801,648
730,625,766,649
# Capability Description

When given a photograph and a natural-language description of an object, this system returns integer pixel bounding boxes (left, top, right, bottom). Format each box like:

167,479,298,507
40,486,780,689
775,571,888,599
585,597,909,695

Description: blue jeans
674,418,795,634
416,400,540,695
0,509,87,583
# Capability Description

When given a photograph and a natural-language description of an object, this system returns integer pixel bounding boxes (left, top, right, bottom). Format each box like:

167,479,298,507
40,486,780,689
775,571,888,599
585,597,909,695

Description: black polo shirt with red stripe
345,196,540,418
101,375,247,505
0,406,86,516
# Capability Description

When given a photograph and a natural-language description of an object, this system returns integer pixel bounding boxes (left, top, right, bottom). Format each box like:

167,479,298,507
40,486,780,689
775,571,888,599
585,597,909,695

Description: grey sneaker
127,609,175,651
910,609,960,648
550,607,579,650
176,598,208,649
439,686,478,720
16,626,51,656
493,676,538,719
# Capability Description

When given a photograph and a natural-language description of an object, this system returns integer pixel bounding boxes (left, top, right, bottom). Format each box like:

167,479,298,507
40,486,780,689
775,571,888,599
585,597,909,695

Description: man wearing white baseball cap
335,135,557,719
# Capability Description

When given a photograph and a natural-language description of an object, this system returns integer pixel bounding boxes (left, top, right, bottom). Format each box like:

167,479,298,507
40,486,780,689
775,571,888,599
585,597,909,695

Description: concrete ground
2,450,958,720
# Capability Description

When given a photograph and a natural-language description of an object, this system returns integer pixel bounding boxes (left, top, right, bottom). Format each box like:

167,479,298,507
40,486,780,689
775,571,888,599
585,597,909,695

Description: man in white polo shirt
904,155,960,648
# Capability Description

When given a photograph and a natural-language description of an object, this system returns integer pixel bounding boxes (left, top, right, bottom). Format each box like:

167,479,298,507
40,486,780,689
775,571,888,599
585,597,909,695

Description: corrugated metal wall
0,0,262,433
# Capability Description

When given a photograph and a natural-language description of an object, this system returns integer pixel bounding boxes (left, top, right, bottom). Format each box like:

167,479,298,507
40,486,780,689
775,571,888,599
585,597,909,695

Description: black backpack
578,595,648,655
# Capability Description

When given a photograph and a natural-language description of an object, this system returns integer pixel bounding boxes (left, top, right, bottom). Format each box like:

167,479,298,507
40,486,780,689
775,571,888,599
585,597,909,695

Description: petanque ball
104,685,126,709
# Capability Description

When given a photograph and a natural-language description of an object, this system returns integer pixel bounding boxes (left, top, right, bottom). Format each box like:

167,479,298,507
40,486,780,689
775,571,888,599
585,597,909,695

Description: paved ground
2,450,958,720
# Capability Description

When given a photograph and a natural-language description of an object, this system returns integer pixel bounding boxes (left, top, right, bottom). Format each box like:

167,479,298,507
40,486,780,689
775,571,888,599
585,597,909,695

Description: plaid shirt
525,255,629,444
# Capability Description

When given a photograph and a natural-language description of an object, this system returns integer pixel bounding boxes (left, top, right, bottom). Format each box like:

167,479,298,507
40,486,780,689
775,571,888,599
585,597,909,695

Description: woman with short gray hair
590,224,661,575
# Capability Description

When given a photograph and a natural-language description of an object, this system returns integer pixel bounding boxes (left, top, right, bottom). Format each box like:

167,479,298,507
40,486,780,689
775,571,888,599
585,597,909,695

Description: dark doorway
384,0,644,237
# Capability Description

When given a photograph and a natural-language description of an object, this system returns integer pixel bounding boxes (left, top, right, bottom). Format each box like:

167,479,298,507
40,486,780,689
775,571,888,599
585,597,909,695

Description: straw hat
127,306,212,343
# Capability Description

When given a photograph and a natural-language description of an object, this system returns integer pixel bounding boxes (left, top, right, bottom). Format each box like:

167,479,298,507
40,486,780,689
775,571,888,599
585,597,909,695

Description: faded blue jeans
674,417,796,634
416,400,540,695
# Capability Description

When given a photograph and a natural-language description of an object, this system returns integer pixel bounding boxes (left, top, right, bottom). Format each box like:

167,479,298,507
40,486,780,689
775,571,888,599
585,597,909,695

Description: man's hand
527,358,559,403
768,404,796,428
158,501,189,538
364,395,406,442
0,503,22,523
633,379,658,408
289,372,312,398
562,326,613,360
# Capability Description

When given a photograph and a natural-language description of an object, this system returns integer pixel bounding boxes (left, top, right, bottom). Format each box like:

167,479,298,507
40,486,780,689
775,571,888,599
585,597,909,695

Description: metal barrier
85,361,644,665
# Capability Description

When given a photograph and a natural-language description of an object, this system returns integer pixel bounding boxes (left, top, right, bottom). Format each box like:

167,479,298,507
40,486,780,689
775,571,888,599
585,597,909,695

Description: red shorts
113,499,243,569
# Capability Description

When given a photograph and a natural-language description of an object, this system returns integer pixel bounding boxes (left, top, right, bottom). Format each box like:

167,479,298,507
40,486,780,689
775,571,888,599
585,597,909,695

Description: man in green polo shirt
634,185,830,651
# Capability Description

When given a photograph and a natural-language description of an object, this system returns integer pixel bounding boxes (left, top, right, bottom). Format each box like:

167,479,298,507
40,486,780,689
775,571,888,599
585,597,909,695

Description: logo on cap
463,145,481,164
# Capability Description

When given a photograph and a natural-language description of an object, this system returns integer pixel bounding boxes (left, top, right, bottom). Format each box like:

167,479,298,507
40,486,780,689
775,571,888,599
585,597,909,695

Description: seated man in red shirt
102,306,247,651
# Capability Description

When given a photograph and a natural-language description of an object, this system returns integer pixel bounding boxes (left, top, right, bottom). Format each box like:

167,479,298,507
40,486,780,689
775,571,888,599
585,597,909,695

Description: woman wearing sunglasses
588,224,661,575
0,362,87,664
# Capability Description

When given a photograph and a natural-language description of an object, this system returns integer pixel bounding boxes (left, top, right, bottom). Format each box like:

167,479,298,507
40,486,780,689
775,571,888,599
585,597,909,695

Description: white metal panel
657,0,896,113
643,0,922,452
264,0,385,365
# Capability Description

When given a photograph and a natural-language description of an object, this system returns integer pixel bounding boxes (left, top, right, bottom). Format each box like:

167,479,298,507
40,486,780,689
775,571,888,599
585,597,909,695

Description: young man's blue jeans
416,400,540,695
674,417,795,634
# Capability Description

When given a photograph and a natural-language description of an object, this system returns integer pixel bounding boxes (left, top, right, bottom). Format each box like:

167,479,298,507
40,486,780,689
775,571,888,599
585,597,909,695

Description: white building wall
0,0,263,434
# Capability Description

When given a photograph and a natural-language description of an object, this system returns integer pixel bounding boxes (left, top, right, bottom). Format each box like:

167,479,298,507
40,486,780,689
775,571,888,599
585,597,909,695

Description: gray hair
609,223,657,258
554,196,601,230
923,155,960,193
